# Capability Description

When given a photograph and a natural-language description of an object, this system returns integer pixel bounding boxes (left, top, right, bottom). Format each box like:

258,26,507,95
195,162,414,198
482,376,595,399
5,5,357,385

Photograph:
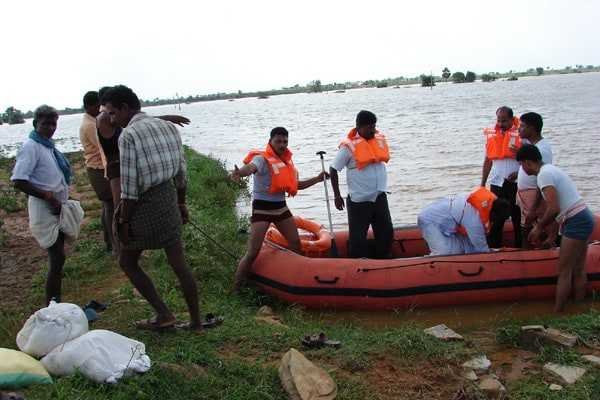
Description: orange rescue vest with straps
339,128,390,170
456,187,497,236
243,144,299,196
484,117,521,160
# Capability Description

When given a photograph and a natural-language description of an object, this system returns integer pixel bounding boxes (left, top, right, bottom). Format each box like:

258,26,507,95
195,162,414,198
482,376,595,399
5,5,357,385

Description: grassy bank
1,149,600,399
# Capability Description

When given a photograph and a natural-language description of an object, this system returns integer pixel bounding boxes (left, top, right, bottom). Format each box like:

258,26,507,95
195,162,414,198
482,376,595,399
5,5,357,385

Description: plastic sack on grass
41,330,151,384
16,302,88,358
0,348,52,389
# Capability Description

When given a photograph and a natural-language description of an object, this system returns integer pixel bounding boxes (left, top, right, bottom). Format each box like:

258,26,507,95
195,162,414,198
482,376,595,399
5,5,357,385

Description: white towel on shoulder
29,197,85,249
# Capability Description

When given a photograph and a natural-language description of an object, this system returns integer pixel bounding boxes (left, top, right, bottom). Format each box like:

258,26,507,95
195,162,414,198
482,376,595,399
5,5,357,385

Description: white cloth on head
517,138,553,190
28,196,84,249
11,139,69,203
418,194,489,255
537,164,582,217
330,145,387,203
489,158,520,187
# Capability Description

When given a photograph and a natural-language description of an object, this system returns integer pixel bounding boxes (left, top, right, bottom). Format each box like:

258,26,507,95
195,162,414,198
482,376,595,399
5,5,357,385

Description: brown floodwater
2,72,599,228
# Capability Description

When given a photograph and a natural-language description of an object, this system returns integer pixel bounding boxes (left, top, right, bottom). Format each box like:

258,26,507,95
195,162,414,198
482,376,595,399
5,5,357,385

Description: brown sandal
135,317,176,331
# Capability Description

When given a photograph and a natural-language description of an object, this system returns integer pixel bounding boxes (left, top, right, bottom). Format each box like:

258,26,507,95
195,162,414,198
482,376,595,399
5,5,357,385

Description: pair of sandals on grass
301,332,342,349
135,313,224,332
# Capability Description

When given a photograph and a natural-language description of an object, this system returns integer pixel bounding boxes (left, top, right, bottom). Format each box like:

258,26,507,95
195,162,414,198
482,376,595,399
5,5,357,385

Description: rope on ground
188,220,239,261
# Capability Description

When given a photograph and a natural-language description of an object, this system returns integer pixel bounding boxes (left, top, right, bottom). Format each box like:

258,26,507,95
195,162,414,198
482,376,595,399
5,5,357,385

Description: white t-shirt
489,158,520,187
11,139,69,203
517,138,553,190
537,164,582,214
330,146,387,203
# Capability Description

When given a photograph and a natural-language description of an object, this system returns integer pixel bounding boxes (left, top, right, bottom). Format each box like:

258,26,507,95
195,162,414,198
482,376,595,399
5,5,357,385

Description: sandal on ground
135,317,176,331
203,313,224,328
176,314,224,330
0,392,25,400
301,332,342,349
83,307,99,323
84,300,107,312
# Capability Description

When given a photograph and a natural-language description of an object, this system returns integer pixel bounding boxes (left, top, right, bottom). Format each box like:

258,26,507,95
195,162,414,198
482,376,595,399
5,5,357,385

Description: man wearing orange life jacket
417,187,510,255
330,110,393,259
230,127,327,292
481,106,523,248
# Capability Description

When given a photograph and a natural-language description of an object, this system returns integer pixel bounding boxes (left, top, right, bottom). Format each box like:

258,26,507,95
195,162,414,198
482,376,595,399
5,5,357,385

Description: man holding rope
102,85,202,332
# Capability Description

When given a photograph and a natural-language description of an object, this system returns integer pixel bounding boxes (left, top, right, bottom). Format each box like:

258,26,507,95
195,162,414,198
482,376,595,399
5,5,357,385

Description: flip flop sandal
176,314,224,330
301,332,342,348
202,313,224,328
1,392,25,400
83,307,99,323
84,300,107,312
135,317,176,332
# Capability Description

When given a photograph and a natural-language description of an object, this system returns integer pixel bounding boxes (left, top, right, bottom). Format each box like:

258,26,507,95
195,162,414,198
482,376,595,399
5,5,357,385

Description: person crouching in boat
517,144,595,312
417,187,510,255
230,127,328,292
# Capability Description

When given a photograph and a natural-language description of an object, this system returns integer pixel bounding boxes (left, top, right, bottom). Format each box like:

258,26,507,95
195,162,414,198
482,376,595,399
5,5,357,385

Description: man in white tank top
516,112,555,248
517,144,595,312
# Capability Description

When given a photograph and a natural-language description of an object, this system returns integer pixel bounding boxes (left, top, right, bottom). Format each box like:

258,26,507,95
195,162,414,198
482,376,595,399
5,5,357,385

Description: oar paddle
316,151,339,257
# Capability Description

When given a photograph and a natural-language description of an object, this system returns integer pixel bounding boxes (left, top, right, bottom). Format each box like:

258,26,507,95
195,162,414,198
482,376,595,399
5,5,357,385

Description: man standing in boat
481,106,522,248
329,110,393,259
418,187,510,255
516,112,556,248
517,144,595,312
230,127,327,292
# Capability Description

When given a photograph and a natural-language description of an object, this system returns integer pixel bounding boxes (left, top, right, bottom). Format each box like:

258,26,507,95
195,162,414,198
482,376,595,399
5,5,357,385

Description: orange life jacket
243,143,299,196
456,187,497,236
484,117,521,160
339,128,390,170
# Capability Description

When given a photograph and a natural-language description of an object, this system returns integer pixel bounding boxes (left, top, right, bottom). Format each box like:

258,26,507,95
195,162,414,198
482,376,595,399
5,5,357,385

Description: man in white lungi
11,105,84,305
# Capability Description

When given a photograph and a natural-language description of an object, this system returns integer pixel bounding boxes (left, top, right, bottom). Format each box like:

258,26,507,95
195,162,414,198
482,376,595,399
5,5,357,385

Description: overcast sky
1,0,599,111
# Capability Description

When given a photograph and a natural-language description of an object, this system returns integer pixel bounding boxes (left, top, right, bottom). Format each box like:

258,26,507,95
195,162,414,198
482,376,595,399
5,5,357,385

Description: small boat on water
250,215,600,310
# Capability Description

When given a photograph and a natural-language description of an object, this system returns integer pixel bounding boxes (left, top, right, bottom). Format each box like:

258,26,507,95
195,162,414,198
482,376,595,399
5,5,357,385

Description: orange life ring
266,216,332,256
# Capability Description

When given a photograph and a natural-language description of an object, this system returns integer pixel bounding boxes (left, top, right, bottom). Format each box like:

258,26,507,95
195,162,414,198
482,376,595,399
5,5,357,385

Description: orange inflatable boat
249,215,600,310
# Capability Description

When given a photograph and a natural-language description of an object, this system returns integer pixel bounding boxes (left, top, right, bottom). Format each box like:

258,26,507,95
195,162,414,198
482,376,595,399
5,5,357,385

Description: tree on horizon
442,67,451,82
465,71,476,83
451,71,466,83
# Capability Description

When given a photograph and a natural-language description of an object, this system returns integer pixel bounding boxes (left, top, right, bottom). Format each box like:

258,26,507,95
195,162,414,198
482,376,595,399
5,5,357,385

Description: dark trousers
347,193,393,259
489,180,522,248
87,168,117,252
46,232,65,304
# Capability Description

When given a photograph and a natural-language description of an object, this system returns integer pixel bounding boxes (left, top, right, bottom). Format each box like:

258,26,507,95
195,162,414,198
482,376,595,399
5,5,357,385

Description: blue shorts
563,208,595,240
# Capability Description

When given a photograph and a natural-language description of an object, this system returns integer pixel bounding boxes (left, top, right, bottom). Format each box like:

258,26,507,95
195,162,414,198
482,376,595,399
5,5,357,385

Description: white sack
41,330,151,384
17,302,88,358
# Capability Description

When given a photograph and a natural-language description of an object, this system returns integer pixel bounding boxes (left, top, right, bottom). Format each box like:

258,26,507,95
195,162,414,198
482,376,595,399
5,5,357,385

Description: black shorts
251,200,292,223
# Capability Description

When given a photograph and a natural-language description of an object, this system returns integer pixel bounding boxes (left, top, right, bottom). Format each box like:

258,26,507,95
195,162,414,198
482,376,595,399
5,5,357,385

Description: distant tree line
3,64,599,117
1,107,25,125
418,64,599,87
